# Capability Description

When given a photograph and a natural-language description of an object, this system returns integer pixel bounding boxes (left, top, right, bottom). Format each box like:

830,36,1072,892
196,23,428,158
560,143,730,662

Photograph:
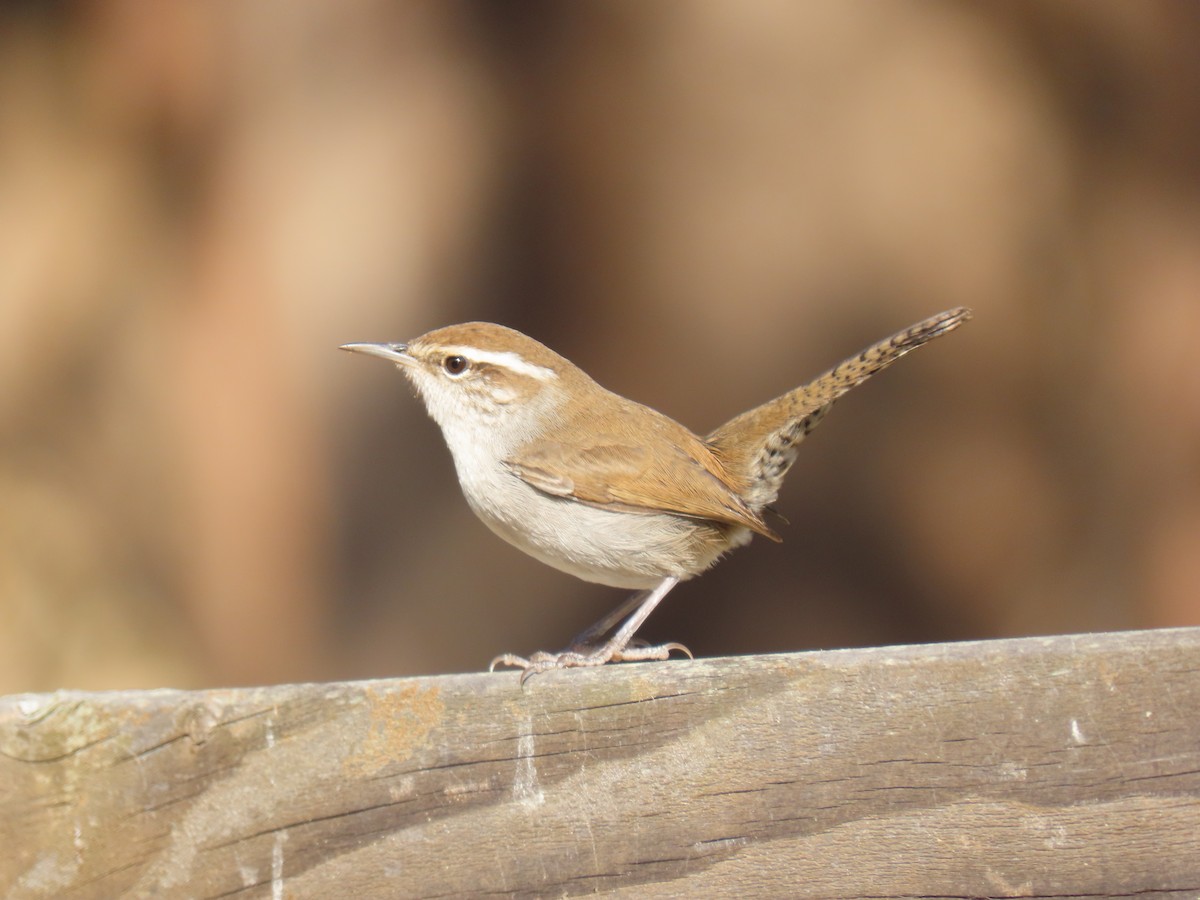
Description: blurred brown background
2,1,1198,692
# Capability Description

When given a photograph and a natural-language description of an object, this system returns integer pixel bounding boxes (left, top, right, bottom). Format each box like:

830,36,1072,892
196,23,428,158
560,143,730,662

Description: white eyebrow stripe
446,347,558,381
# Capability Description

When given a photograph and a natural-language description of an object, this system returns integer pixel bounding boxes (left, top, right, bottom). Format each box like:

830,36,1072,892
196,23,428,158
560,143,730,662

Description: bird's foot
489,640,692,685
611,640,693,663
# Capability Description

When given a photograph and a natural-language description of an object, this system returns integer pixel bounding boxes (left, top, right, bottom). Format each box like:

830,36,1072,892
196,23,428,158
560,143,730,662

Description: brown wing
506,433,780,541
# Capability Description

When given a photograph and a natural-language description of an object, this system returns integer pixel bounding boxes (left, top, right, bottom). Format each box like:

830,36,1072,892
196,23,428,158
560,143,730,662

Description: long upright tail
706,307,973,511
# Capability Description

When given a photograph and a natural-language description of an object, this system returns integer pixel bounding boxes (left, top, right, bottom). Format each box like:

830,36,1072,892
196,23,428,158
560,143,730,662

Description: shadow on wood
2,628,1199,898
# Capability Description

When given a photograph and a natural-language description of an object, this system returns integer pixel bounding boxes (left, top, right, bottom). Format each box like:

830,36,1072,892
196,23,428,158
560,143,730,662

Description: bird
342,307,972,679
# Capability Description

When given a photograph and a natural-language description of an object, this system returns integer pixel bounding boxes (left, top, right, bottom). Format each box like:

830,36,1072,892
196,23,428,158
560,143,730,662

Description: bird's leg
598,576,689,662
489,576,689,682
564,587,655,650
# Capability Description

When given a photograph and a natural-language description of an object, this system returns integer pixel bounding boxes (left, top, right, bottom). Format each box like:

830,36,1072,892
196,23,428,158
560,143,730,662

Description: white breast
408,366,739,589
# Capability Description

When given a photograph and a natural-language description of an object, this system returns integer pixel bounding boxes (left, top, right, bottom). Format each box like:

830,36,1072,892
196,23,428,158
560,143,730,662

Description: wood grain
3,628,1199,898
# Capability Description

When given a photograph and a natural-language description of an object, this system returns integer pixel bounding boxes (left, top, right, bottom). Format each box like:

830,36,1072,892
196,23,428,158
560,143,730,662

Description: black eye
443,355,468,375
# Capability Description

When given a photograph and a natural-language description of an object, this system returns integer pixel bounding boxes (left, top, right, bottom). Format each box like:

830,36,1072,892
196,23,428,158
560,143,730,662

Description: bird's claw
488,641,692,684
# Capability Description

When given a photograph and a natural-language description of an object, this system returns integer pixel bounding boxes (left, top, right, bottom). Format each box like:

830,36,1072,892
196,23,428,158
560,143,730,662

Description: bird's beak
339,342,416,367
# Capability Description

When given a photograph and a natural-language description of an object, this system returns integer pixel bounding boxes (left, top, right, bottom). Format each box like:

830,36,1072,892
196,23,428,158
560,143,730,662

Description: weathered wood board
3,628,1199,898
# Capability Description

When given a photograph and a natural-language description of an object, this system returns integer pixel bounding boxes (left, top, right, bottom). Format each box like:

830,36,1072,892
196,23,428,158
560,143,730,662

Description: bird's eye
443,355,468,376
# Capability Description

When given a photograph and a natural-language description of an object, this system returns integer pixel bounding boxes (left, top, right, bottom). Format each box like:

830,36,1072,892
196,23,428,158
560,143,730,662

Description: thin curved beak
339,342,415,367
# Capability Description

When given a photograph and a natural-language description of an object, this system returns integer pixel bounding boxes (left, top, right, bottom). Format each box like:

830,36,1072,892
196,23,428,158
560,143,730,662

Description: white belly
426,389,747,589
459,463,738,590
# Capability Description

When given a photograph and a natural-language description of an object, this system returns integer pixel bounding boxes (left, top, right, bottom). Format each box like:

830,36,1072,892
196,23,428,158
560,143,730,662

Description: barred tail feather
706,307,972,511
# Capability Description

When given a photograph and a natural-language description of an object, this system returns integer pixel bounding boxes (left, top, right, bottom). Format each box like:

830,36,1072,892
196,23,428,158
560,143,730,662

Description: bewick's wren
343,307,971,679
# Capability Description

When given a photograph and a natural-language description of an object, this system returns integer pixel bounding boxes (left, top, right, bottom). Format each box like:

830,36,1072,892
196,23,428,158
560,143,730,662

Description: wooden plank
2,627,1199,899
